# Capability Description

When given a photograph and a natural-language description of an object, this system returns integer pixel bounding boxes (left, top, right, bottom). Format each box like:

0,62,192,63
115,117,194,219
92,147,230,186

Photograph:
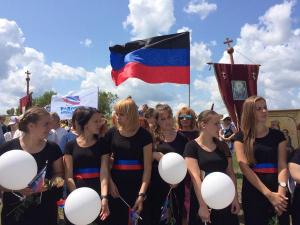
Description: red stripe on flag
112,62,190,86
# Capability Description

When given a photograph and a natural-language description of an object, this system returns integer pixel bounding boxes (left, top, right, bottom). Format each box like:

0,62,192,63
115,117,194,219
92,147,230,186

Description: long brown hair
153,104,173,148
241,95,266,164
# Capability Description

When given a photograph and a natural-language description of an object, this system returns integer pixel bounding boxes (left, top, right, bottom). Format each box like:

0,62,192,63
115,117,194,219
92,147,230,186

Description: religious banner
19,93,32,114
213,63,260,127
109,32,190,86
50,89,98,119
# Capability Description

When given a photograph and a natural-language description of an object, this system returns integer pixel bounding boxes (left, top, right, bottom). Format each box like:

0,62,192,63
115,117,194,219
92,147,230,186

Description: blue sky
0,0,300,114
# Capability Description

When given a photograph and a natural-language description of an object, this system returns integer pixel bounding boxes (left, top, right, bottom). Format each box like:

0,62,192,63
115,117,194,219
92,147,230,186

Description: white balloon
0,150,37,190
158,152,187,185
64,187,101,225
201,172,235,209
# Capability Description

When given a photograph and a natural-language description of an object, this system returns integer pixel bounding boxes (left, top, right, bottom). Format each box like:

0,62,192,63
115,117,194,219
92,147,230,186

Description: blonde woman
105,97,152,225
184,110,239,225
234,96,289,225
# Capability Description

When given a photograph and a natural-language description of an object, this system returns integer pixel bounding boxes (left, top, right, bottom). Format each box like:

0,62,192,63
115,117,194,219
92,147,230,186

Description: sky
0,0,300,115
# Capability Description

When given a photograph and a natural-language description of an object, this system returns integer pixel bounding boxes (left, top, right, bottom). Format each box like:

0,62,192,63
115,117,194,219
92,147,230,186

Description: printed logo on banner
62,96,80,105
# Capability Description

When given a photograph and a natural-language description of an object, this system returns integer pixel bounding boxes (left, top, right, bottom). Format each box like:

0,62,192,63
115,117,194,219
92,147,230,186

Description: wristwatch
278,182,287,188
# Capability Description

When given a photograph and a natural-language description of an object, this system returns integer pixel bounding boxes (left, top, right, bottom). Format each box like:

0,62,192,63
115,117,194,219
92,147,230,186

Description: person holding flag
104,97,152,225
64,107,110,224
0,106,64,225
149,104,188,225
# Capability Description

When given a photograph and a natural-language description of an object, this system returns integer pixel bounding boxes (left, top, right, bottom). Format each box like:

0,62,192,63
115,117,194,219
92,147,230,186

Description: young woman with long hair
184,110,239,225
149,104,188,225
64,107,110,224
234,96,289,225
105,97,152,225
0,106,64,225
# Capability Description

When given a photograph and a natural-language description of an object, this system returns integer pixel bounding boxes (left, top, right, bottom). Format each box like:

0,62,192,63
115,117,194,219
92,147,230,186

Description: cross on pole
223,38,234,64
25,70,31,96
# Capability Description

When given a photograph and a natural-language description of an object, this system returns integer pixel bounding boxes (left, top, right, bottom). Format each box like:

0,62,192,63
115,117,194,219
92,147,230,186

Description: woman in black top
105,97,152,225
175,106,199,225
0,107,64,225
288,148,300,224
176,107,199,141
184,110,239,225
64,107,110,224
148,104,188,225
234,96,289,225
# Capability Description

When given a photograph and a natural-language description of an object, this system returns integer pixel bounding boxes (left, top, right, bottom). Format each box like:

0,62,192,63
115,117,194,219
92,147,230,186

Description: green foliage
98,91,118,117
268,215,279,225
6,108,15,116
32,91,57,107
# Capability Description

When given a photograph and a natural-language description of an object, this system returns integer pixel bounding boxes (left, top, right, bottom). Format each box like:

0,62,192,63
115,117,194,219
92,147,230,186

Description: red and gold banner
213,63,260,127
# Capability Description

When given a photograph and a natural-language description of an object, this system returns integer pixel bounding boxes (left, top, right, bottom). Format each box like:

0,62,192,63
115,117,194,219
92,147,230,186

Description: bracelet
101,195,108,200
138,193,147,200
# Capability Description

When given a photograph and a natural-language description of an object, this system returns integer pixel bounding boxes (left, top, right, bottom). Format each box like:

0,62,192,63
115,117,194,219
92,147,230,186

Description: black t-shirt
0,138,62,225
104,126,152,205
156,132,188,156
183,140,231,176
234,128,285,189
105,127,152,163
179,130,199,141
64,138,110,192
290,149,300,165
234,128,285,165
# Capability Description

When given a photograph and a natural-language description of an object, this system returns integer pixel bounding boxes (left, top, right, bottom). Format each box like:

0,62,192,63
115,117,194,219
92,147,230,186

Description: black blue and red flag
28,161,47,192
109,32,190,86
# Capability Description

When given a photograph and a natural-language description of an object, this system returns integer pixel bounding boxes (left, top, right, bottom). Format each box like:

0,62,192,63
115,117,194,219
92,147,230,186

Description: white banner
50,89,98,120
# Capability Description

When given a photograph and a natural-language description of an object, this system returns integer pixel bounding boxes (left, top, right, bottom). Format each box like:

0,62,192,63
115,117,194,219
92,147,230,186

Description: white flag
50,89,98,119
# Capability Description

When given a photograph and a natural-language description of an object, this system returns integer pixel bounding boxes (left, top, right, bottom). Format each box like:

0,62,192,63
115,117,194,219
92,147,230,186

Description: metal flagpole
188,83,190,107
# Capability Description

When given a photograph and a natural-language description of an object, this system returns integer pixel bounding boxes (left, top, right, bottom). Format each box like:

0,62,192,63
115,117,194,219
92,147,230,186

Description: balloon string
11,191,26,201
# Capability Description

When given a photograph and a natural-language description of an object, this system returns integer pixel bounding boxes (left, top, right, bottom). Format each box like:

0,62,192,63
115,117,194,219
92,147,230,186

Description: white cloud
80,38,92,47
0,19,97,113
123,0,175,39
216,1,300,110
184,0,217,20
176,28,213,72
191,42,212,71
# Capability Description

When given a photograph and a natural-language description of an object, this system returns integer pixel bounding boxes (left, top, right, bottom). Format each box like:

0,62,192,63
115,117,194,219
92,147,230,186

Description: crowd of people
0,95,300,225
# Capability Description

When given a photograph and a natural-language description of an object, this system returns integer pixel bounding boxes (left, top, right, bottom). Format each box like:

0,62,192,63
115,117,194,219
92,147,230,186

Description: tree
32,91,57,107
98,91,118,117
6,108,15,116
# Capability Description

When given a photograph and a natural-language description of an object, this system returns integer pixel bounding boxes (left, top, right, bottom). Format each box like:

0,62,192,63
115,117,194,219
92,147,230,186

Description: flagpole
188,83,191,107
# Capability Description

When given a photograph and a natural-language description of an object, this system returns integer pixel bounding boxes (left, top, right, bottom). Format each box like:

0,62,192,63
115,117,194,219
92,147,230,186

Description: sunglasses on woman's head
179,114,192,120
